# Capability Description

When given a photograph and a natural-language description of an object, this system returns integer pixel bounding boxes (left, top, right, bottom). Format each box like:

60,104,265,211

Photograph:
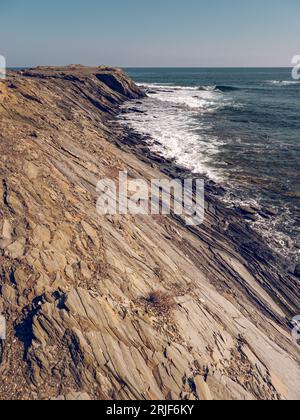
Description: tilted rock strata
0,66,299,400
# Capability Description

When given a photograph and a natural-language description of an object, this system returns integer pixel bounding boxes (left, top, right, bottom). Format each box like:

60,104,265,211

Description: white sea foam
118,84,230,180
118,82,299,260
137,82,199,91
266,80,300,86
222,194,300,259
118,81,299,260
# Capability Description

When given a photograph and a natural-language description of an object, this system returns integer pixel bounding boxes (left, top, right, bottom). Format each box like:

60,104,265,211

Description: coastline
0,66,300,400
110,122,300,317
119,75,300,262
111,119,298,279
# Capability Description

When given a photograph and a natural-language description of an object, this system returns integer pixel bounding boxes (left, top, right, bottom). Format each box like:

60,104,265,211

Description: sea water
120,68,300,260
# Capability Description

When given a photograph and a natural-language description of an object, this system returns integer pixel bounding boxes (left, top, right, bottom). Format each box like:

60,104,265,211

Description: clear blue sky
1,0,299,67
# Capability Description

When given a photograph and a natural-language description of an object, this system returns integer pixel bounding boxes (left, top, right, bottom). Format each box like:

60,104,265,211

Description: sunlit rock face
0,66,299,401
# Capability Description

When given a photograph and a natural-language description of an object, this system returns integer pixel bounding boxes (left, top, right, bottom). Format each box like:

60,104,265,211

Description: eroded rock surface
0,66,299,400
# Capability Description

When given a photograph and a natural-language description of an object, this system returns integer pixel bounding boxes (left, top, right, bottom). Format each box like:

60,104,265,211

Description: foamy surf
266,80,300,86
119,83,229,180
119,70,300,261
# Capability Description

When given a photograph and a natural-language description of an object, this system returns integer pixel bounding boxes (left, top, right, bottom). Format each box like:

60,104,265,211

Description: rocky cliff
0,66,299,400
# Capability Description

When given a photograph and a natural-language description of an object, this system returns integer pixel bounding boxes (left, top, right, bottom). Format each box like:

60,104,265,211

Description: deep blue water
121,68,300,258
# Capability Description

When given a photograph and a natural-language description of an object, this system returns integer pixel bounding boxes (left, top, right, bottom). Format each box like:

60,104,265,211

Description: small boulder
239,205,256,215
81,221,100,248
193,376,212,401
80,261,91,279
1,219,13,240
1,284,17,304
5,238,26,259
237,205,258,220
264,207,278,216
52,391,91,401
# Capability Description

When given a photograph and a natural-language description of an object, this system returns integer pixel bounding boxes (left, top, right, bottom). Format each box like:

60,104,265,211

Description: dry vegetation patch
144,291,176,315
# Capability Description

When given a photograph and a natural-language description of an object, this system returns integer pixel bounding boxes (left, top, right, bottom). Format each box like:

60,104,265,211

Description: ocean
120,68,300,260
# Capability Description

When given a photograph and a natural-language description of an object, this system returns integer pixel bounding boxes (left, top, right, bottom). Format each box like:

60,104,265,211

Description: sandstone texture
0,66,299,400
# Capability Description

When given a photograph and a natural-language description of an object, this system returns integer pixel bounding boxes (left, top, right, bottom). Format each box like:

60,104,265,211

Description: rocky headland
0,66,299,400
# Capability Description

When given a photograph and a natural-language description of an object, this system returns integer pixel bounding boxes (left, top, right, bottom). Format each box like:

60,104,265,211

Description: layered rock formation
0,66,299,400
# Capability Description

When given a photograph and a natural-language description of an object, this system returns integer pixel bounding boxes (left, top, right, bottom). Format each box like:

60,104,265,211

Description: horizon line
8,65,294,69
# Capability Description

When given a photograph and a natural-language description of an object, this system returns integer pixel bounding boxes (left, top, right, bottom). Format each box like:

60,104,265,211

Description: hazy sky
1,0,299,67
